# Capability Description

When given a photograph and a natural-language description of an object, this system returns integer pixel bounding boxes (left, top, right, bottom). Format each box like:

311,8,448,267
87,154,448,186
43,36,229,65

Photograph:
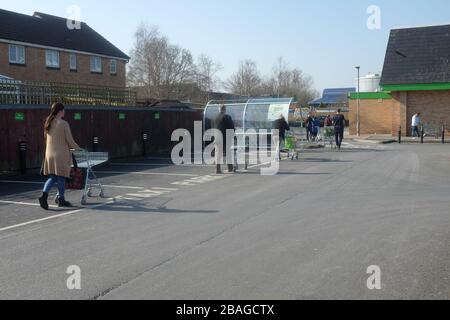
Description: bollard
398,126,402,144
421,125,424,144
93,136,99,152
442,125,445,144
143,133,148,156
18,140,27,174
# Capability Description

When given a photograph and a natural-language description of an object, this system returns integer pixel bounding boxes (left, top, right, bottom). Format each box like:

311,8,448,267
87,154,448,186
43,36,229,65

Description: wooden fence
0,80,137,106
0,105,203,172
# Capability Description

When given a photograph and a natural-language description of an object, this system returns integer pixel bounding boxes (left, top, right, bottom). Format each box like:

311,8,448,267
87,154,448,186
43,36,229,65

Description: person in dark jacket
212,105,235,174
332,109,346,149
305,112,313,141
272,114,290,161
324,115,333,127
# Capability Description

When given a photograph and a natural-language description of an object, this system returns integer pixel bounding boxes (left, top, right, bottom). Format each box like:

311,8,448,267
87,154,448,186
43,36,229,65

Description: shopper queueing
333,108,346,150
212,105,235,174
305,112,313,141
272,114,291,161
39,103,81,210
324,114,333,127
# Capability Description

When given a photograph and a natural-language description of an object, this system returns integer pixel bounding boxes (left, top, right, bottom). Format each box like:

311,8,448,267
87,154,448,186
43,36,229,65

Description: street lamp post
356,66,361,137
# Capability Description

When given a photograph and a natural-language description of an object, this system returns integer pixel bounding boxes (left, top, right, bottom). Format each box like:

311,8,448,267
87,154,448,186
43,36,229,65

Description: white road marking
0,199,115,233
248,161,272,169
111,163,213,167
0,180,145,190
152,187,179,191
121,197,142,201
0,200,58,208
97,171,199,177
171,175,227,186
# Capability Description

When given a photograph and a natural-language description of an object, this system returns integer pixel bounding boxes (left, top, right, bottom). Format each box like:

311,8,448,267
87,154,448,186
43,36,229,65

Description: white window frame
69,53,77,70
9,45,26,64
90,56,102,73
45,50,60,68
110,59,117,74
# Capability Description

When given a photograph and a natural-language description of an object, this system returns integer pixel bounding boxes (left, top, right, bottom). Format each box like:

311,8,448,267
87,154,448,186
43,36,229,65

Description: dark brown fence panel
0,106,202,172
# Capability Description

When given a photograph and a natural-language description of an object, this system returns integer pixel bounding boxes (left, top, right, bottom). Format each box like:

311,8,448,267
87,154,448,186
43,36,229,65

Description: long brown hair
44,103,65,134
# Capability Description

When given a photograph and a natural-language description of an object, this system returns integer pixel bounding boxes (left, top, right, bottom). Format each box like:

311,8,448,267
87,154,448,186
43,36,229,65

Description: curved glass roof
204,98,294,132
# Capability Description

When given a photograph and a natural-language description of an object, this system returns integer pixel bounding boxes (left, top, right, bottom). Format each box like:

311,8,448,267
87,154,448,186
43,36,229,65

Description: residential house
0,9,129,87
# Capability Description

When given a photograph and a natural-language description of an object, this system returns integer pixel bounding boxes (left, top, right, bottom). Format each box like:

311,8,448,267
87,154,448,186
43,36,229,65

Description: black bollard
143,133,148,156
398,126,402,144
93,136,99,152
18,140,27,174
442,125,445,144
421,125,424,144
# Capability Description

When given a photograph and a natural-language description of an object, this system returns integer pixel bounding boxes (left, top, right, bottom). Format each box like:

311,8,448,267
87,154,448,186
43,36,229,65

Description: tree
195,54,222,100
226,60,262,97
261,57,319,106
127,24,196,99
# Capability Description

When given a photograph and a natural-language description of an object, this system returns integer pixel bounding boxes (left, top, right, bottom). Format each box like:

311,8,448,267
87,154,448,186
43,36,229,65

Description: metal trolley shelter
204,98,294,168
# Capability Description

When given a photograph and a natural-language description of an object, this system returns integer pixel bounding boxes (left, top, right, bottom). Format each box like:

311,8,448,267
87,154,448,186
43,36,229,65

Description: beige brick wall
407,91,450,135
0,42,126,87
349,98,394,135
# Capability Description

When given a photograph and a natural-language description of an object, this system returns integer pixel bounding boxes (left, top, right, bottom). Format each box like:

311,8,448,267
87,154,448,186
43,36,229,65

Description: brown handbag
66,153,84,190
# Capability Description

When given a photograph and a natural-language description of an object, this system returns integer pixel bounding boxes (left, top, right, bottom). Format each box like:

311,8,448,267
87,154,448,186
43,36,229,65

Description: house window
69,53,77,70
9,45,26,64
45,50,60,68
90,56,102,73
110,60,117,74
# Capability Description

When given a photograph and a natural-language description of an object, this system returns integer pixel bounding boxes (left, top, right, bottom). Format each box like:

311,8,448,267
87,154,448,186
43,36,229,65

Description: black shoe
39,193,49,210
58,199,73,208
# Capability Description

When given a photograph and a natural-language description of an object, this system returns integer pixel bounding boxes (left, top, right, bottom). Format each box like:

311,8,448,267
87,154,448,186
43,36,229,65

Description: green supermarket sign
74,113,82,120
15,112,25,121
155,113,160,120
119,113,126,120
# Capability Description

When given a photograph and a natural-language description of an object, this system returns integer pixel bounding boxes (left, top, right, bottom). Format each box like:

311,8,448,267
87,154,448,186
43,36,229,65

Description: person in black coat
273,114,290,141
333,109,346,149
213,105,235,174
272,114,290,161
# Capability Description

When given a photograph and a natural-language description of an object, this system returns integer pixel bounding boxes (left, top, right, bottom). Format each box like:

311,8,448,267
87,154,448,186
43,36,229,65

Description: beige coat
43,119,80,178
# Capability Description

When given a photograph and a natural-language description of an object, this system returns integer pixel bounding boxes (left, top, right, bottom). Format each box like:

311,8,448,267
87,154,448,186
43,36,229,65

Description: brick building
348,92,393,135
0,9,129,87
349,24,450,136
380,24,450,136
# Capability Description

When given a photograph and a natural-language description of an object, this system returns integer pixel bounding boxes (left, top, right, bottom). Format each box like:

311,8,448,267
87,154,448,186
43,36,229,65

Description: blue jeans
335,127,344,147
412,126,420,137
43,175,66,200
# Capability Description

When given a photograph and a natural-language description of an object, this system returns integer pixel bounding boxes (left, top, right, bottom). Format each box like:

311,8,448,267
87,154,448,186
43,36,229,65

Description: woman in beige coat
39,103,81,210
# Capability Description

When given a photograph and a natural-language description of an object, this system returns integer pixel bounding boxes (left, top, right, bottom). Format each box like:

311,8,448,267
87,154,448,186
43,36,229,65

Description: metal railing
0,80,137,106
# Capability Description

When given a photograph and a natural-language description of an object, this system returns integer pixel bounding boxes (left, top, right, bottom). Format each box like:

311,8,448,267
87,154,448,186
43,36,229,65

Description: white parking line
111,163,213,167
0,199,115,233
0,180,146,190
0,200,58,208
97,171,199,177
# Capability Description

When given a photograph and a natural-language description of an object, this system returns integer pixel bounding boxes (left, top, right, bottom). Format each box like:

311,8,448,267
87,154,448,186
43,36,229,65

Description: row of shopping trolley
283,125,337,160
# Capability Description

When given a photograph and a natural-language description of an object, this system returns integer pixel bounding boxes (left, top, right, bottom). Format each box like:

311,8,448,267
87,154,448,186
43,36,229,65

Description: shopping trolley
322,126,335,149
284,124,309,160
284,133,298,160
72,151,109,205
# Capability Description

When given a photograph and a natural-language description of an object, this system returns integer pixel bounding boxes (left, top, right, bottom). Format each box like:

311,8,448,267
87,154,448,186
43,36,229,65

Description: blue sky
2,0,450,93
